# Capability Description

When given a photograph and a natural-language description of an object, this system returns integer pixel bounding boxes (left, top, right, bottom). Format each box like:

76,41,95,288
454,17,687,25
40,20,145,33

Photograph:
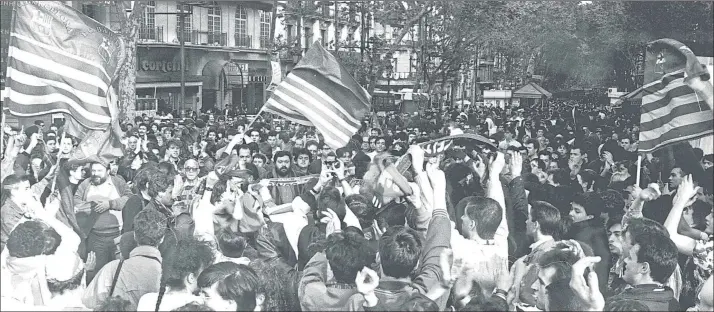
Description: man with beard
266,151,299,205
74,161,133,281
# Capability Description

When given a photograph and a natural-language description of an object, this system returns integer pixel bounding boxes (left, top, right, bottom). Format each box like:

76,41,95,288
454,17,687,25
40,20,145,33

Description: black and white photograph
0,1,712,311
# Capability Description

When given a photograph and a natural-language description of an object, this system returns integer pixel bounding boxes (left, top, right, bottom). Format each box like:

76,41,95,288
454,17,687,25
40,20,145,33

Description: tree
111,1,146,123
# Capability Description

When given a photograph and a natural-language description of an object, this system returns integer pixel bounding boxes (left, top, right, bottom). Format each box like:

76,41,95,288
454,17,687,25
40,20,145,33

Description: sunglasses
184,167,199,172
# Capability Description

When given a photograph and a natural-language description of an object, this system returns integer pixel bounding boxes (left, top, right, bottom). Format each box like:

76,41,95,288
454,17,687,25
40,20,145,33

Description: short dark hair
253,153,267,163
293,148,311,162
134,208,167,247
317,187,346,223
96,296,133,311
172,302,215,311
549,168,570,186
198,262,260,311
218,229,249,258
376,202,407,230
7,221,50,258
572,192,605,217
462,196,502,240
600,189,625,216
530,201,561,237
345,194,374,229
325,231,374,284
273,150,292,163
147,170,173,199
379,225,422,278
632,232,678,283
623,217,668,239
525,138,540,150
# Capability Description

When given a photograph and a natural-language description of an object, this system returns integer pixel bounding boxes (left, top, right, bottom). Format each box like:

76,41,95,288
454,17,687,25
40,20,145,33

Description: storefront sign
225,62,248,75
140,60,182,72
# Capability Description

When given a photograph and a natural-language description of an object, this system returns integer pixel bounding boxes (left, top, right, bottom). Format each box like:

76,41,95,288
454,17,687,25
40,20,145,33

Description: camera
324,160,342,170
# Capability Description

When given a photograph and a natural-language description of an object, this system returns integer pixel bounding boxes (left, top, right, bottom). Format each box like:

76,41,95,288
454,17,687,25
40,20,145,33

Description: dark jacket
607,284,680,311
566,218,611,296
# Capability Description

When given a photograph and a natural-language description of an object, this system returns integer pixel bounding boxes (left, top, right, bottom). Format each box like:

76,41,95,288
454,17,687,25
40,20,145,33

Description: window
235,5,248,47
321,29,327,46
140,1,156,40
304,27,312,50
287,24,294,43
208,3,222,35
176,4,192,42
260,10,271,49
81,4,97,20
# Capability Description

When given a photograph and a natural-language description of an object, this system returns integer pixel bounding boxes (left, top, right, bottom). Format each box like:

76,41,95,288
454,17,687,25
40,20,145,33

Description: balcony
139,26,164,42
176,28,194,44
235,34,252,48
199,31,227,46
259,37,271,49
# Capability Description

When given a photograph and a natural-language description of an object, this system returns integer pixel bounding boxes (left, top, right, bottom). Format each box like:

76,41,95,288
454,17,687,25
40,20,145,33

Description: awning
513,82,552,99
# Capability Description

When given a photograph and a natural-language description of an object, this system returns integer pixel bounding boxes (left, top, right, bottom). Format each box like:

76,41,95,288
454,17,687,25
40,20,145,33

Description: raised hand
673,175,699,208
320,208,342,237
509,151,523,178
489,151,506,176
569,256,605,311
355,267,380,295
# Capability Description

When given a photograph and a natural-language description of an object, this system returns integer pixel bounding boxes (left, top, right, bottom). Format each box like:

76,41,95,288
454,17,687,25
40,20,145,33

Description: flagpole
635,154,642,187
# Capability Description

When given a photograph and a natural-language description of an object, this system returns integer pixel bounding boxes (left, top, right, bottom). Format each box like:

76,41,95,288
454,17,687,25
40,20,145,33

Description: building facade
70,0,274,115
274,1,420,102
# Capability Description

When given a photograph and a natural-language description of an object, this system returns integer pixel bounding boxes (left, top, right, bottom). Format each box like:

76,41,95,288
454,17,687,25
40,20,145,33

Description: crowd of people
0,98,712,311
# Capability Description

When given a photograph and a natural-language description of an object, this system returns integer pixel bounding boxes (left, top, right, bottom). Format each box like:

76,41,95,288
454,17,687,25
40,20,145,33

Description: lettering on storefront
140,60,183,72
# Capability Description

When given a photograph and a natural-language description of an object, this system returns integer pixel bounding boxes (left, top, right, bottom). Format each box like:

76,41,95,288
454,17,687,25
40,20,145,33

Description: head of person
234,144,250,164
198,262,263,312
249,129,261,143
336,147,352,166
577,169,597,193
158,238,216,307
325,231,374,284
370,128,380,137
167,139,182,159
525,139,539,157
621,217,667,255
569,192,605,223
319,143,332,158
45,133,58,153
378,225,422,279
183,159,200,181
532,243,582,311
252,153,267,168
146,170,174,205
248,259,301,312
59,135,75,154
570,143,586,165
375,136,389,153
702,154,714,171
89,161,110,186
668,167,686,190
621,231,678,286
606,213,625,256
619,137,632,151
458,196,503,241
138,123,148,136
361,136,371,151
267,131,278,147
293,148,311,169
527,201,561,240
547,168,569,187
273,151,292,177
96,296,133,311
306,141,319,157
133,208,167,247
293,138,305,149
6,220,58,258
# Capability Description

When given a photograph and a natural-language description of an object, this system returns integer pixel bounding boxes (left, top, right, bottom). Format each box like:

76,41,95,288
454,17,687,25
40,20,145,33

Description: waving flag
638,39,713,153
4,1,124,131
263,43,371,150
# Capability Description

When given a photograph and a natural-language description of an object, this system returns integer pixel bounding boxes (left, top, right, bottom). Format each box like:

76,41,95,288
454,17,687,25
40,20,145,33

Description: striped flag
638,39,713,153
4,1,125,131
263,43,371,149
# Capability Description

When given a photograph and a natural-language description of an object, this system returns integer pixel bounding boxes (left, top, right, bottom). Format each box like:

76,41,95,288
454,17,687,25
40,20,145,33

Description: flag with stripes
263,43,371,150
638,38,713,153
4,1,125,131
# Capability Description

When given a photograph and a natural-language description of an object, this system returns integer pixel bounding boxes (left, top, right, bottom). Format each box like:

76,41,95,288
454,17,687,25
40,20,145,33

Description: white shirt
137,292,202,312
85,179,122,228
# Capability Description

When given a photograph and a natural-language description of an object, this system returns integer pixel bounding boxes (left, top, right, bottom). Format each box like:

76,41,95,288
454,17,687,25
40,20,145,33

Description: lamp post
149,2,196,117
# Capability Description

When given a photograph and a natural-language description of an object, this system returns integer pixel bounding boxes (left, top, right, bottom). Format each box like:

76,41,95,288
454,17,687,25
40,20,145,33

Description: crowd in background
0,96,712,311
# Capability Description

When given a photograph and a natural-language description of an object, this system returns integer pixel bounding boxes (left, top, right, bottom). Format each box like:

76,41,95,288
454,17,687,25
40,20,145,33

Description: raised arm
664,175,699,255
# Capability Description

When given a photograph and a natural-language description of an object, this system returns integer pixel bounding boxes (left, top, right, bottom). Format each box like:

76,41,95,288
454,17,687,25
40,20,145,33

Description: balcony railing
176,28,194,44
235,34,252,48
200,31,227,46
259,36,271,49
139,26,164,42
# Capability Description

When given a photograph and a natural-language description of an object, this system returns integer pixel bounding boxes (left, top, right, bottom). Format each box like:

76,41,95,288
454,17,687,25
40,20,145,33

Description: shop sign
225,62,248,75
140,60,183,72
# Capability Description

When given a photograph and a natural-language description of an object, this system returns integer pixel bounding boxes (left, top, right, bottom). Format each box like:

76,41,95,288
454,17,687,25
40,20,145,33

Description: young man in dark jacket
607,231,680,311
567,191,611,296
